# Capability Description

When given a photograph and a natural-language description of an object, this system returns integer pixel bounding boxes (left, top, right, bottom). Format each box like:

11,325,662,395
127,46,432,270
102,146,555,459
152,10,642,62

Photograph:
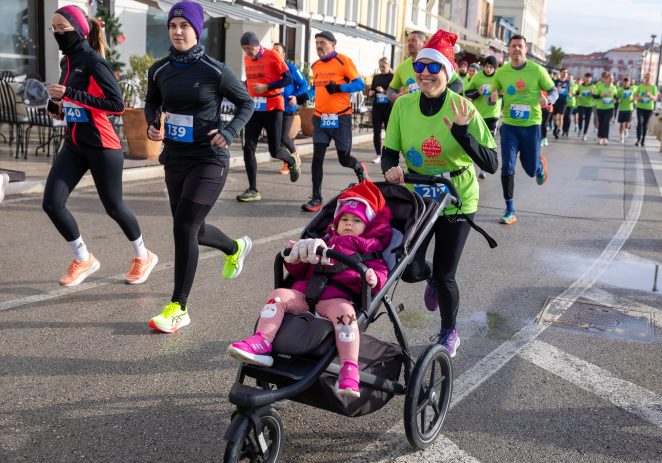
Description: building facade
562,44,660,83
493,0,547,63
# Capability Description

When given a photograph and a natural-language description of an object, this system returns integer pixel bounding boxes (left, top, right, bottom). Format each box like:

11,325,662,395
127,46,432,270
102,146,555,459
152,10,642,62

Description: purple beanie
168,1,204,40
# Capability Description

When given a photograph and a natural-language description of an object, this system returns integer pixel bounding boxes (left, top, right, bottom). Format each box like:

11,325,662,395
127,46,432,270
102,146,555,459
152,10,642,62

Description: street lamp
648,34,656,74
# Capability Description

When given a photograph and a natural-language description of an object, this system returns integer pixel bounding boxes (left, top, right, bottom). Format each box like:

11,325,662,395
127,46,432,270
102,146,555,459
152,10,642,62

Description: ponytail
87,18,108,58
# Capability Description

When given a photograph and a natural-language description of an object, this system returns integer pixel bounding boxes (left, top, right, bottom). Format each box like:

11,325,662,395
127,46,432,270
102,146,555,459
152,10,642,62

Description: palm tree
547,46,565,69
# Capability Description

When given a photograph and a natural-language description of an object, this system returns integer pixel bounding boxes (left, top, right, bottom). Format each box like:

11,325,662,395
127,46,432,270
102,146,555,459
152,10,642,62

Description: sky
545,0,662,54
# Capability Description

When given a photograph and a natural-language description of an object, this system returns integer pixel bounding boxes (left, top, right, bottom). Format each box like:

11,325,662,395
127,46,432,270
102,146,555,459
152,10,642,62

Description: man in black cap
295,31,368,212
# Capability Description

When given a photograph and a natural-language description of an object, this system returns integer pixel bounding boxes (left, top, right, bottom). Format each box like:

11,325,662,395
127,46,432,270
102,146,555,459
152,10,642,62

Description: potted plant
122,53,163,159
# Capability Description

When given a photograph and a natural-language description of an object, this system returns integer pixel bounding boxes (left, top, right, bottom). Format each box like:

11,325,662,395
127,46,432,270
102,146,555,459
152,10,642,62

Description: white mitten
283,240,300,264
306,238,327,264
296,238,314,263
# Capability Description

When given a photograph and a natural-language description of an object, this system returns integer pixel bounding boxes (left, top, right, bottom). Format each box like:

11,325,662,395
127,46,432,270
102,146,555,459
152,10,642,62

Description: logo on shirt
507,85,517,95
193,82,199,88
422,135,441,159
406,147,423,168
515,79,526,92
75,68,83,73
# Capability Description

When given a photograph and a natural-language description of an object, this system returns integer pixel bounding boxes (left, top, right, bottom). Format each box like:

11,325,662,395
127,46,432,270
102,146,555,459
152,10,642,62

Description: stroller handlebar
281,247,369,273
402,173,462,208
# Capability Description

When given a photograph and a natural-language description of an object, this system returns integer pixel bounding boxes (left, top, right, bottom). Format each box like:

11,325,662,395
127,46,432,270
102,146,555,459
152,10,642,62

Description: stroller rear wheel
224,409,284,463
403,344,452,449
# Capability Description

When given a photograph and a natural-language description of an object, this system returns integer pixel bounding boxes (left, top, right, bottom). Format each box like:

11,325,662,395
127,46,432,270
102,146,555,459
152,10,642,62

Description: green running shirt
616,85,637,112
594,82,618,110
576,84,596,108
465,70,501,119
635,85,658,110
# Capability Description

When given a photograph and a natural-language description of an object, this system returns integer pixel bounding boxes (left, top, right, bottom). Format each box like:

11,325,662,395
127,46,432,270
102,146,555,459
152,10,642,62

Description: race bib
408,82,420,93
481,84,491,96
375,94,389,104
253,96,267,111
320,113,339,129
63,102,88,123
560,87,568,96
510,104,530,120
413,183,449,202
641,98,650,104
623,91,631,98
164,112,193,143
581,91,590,97
602,97,612,104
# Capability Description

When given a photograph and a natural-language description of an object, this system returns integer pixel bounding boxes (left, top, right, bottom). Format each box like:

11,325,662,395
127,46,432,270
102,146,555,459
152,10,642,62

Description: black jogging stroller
223,174,468,462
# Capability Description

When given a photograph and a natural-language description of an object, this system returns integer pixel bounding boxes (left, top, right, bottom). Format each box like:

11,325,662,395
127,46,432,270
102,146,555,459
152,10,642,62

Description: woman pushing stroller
228,180,392,399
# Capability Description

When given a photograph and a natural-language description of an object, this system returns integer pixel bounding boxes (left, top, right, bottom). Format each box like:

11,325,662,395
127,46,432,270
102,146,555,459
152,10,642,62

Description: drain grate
538,299,661,342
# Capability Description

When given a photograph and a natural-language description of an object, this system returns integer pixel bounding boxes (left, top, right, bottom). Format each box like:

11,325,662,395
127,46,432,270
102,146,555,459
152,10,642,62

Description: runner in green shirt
465,56,500,179
575,73,595,140
634,72,659,147
594,73,618,145
562,76,578,136
381,29,497,359
490,34,557,225
616,77,636,143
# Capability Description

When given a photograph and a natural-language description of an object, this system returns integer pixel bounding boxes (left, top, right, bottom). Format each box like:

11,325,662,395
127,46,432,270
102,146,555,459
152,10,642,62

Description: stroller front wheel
224,409,284,463
403,344,453,449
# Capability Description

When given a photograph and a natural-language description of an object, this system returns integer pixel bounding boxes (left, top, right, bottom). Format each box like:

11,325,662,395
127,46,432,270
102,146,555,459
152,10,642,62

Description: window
286,0,299,8
345,0,358,22
1,0,40,77
367,0,380,29
439,0,452,19
425,0,434,30
318,0,335,16
411,0,420,23
386,1,397,35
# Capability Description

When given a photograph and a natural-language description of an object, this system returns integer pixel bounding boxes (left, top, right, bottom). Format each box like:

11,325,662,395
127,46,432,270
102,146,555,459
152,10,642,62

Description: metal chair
219,98,244,146
25,106,65,158
0,80,27,158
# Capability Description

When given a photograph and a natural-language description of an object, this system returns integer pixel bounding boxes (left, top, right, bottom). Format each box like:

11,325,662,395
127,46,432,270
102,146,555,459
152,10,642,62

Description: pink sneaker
335,360,360,398
227,333,273,367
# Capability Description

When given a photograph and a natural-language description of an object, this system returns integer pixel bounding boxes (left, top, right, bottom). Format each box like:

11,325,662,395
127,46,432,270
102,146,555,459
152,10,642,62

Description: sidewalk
0,129,374,197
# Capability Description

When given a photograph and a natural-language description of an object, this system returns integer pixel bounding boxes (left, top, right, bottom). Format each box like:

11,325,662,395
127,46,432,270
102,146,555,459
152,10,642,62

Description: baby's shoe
227,332,273,367
335,360,360,398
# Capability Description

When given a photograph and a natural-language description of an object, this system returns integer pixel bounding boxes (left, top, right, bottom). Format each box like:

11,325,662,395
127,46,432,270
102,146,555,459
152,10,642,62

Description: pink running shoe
227,333,273,367
335,360,360,398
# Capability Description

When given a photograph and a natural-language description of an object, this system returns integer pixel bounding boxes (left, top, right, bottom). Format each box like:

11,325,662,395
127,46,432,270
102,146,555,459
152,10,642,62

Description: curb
5,133,374,197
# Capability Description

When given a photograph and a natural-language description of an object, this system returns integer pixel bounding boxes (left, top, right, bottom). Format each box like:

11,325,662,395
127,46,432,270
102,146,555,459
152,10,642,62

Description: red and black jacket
59,40,124,150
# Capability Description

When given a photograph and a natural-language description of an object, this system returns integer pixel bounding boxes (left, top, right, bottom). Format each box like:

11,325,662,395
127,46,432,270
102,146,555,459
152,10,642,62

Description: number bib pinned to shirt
375,94,389,104
164,112,194,143
320,113,339,129
481,84,491,96
63,102,88,123
510,104,530,120
253,97,267,112
641,98,650,104
602,97,612,105
413,183,449,202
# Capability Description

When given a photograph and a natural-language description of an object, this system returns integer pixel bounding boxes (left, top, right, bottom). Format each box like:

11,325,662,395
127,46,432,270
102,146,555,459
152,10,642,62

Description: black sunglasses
413,61,443,74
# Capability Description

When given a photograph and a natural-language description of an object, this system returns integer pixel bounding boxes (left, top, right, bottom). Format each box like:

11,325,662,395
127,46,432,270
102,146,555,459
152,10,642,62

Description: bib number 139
164,112,194,143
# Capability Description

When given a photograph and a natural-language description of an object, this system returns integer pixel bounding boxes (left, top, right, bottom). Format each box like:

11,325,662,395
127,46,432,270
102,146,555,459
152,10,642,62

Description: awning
457,38,487,56
310,20,401,46
155,0,288,25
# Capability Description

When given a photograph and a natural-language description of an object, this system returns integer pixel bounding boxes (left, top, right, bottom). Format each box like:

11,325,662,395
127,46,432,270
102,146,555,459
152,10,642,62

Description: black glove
296,93,309,106
325,83,342,94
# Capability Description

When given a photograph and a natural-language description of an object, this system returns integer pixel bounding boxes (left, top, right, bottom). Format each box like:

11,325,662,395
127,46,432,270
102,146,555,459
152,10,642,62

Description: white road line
583,287,662,314
0,226,303,312
388,435,482,463
520,340,662,428
345,151,647,463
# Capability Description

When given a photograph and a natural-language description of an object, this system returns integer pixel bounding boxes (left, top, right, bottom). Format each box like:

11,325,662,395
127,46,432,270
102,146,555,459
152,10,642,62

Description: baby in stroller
228,180,392,398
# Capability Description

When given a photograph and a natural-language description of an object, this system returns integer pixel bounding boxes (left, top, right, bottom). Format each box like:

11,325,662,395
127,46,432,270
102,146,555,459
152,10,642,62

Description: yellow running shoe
222,236,252,280
149,302,190,333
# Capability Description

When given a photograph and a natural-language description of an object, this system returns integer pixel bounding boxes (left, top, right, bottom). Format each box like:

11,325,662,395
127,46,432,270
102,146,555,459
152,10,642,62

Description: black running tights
636,108,653,143
578,107,592,134
372,105,391,155
401,214,473,330
42,143,141,242
311,143,362,200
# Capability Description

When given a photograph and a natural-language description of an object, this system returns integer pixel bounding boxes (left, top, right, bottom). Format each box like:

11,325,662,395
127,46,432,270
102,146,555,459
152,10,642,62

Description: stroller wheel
224,409,284,463
403,344,453,450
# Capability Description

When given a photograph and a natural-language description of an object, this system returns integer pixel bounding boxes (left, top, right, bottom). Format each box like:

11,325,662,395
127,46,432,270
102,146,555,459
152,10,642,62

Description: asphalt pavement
1,128,662,463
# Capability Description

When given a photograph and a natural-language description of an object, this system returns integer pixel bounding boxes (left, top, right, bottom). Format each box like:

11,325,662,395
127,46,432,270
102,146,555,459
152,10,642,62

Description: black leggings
281,111,297,154
540,109,551,138
311,143,362,200
597,108,613,139
243,110,294,191
402,214,473,330
164,157,236,307
636,108,653,143
484,117,498,137
577,106,592,134
372,105,391,155
42,142,141,242
562,106,573,134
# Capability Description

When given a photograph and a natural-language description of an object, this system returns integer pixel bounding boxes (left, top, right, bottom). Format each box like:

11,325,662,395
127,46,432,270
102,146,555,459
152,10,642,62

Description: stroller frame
224,176,462,462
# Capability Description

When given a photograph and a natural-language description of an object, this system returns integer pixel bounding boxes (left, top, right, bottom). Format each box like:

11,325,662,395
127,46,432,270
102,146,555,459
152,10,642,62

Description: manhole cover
538,300,661,342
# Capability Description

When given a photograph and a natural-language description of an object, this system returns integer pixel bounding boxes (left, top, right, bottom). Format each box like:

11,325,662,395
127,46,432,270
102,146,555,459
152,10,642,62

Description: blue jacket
282,61,309,113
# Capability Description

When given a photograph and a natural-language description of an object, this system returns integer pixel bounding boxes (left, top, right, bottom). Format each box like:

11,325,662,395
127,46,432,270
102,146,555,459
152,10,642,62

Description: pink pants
255,288,359,364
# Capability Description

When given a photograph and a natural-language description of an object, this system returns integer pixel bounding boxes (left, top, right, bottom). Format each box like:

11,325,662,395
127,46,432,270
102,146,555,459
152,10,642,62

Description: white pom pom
453,44,461,54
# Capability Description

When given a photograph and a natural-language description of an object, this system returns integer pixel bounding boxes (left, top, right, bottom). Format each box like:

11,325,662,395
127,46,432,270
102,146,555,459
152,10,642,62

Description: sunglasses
413,61,442,74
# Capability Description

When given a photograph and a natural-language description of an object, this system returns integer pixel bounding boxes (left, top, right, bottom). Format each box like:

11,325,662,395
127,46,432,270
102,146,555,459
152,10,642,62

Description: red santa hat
415,29,460,79
333,180,386,226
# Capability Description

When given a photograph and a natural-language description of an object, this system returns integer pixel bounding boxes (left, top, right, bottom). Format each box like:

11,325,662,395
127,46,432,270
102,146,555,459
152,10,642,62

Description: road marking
583,287,662,314
345,151,646,463
0,227,303,312
520,340,662,428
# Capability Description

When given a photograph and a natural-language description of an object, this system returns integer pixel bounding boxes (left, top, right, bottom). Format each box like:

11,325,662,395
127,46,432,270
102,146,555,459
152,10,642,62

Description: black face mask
54,30,83,54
